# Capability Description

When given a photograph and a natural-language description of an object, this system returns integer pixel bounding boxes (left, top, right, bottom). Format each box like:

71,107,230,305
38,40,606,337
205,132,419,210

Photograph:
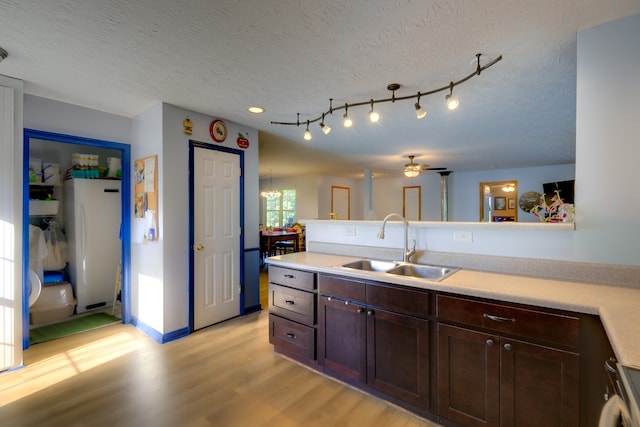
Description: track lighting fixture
343,104,353,128
415,92,427,119
445,82,460,110
319,113,331,134
271,53,502,140
369,99,380,123
303,120,312,140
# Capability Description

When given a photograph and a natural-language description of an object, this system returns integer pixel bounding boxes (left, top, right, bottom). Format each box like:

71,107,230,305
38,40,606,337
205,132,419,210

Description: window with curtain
265,189,296,228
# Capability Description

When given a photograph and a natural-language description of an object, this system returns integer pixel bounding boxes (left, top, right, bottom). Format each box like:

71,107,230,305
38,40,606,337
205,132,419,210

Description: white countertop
267,252,640,368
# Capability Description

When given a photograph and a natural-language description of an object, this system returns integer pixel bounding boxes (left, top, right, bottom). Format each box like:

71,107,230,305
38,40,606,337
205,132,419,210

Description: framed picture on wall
508,198,516,209
494,197,506,210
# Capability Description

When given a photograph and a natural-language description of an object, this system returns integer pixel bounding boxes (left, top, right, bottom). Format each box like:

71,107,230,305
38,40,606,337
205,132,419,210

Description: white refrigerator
64,179,121,313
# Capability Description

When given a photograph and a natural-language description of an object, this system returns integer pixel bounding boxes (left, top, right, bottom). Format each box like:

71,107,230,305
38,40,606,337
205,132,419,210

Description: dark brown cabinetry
318,274,432,411
268,266,317,365
437,294,584,427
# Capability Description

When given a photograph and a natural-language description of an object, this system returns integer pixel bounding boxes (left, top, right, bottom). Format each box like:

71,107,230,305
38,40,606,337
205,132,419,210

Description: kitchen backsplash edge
307,241,640,289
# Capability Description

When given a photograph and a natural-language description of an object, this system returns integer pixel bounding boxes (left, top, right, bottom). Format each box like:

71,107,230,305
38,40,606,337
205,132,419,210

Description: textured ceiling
1,1,639,178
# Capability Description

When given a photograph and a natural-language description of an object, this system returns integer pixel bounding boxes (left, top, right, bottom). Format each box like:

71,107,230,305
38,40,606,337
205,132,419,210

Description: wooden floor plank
2,297,441,427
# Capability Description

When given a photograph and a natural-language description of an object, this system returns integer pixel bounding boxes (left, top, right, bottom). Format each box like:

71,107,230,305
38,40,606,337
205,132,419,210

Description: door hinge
239,285,243,294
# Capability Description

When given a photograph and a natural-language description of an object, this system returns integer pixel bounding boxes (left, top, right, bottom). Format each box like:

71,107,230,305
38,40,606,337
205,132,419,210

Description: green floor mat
30,312,121,345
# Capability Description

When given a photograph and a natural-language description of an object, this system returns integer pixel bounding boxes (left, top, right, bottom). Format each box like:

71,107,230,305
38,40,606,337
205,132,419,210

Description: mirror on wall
479,180,518,222
330,185,350,220
403,186,421,221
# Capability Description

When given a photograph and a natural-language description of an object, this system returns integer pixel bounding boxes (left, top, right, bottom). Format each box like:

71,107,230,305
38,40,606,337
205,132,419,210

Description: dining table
260,230,299,258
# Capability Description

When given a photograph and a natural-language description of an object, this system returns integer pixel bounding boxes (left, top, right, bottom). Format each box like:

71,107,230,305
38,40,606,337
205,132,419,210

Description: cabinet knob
357,308,364,314
367,309,374,316
486,339,494,346
504,343,512,351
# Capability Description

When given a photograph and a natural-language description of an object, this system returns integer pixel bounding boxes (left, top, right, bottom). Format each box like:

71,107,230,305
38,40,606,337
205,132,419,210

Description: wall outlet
454,231,473,243
345,227,357,237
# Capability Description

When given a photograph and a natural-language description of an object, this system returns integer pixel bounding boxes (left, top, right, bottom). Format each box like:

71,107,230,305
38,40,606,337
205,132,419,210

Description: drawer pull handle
284,274,295,279
286,333,296,339
483,313,516,323
486,339,494,346
285,300,295,305
504,343,512,351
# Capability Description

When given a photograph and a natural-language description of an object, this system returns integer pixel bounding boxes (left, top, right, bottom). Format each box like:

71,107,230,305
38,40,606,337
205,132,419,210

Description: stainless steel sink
386,264,459,281
340,259,459,281
340,259,400,272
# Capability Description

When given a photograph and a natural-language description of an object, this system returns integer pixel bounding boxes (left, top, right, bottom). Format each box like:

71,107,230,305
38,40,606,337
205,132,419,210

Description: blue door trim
188,140,245,333
22,128,132,349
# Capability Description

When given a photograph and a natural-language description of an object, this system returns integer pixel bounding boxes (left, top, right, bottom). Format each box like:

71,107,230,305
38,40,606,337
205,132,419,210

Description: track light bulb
369,110,380,123
415,102,427,119
303,121,312,140
343,113,352,128
320,122,331,135
446,82,459,110
446,95,459,110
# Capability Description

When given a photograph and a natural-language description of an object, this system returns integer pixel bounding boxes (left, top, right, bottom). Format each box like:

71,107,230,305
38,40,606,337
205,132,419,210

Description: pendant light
260,170,281,198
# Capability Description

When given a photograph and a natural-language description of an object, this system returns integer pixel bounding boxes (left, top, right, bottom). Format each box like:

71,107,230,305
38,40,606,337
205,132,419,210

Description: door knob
195,243,204,251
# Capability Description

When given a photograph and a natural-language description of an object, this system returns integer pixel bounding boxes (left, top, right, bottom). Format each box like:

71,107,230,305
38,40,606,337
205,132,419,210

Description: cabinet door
367,307,430,409
437,324,500,427
500,337,579,427
318,295,366,383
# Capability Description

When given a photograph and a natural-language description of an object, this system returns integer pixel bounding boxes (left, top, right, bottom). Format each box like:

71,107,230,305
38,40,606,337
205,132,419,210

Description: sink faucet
377,213,416,263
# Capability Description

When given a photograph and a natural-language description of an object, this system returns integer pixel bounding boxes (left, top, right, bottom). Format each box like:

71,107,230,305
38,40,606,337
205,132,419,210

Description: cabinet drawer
366,283,432,319
269,314,316,361
269,283,316,326
269,266,316,290
319,274,366,302
437,294,579,349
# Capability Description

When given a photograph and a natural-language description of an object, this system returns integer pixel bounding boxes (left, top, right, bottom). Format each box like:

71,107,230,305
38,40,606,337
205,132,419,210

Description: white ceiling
1,1,639,178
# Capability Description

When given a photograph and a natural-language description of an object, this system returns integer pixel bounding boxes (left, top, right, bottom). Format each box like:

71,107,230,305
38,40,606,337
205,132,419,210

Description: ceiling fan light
403,165,421,178
415,102,427,119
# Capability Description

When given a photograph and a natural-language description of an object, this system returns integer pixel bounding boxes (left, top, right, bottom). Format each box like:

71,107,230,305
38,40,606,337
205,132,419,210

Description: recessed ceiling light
247,106,264,114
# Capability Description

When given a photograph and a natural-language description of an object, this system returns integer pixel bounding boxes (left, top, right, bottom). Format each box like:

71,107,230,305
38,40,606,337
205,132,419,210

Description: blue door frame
188,140,245,332
22,128,131,349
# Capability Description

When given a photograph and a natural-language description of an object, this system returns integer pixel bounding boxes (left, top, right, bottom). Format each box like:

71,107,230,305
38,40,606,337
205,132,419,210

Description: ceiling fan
403,155,447,178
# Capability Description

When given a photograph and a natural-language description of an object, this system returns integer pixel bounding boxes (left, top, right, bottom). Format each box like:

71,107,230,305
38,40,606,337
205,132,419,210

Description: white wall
574,13,640,265
131,103,164,333
145,103,260,335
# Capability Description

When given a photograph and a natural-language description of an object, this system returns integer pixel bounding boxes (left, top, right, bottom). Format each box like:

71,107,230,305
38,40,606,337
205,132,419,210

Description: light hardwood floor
1,272,441,427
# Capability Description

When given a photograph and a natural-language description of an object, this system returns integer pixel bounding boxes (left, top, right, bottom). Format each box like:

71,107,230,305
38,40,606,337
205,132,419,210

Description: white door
194,147,241,329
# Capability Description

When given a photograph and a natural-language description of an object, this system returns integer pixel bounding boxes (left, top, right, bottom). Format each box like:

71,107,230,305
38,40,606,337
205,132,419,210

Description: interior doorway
189,140,245,332
22,129,131,349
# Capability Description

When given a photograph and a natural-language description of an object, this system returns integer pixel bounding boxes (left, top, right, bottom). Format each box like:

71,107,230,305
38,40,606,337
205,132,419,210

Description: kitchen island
266,251,640,427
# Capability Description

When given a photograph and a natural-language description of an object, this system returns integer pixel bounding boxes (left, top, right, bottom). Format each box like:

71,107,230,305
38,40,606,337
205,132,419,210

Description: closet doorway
23,129,131,349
